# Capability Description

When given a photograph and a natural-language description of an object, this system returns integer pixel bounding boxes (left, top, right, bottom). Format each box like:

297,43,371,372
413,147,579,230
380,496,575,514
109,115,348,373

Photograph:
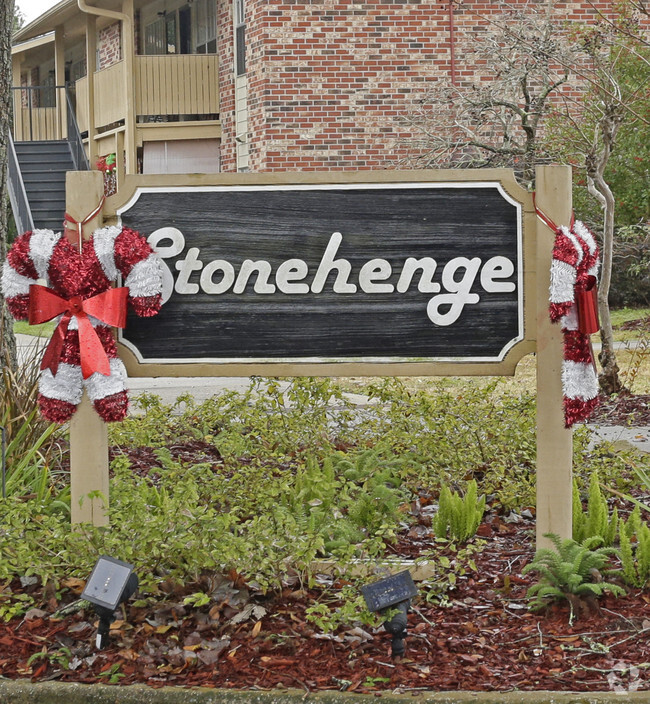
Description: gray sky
17,0,60,26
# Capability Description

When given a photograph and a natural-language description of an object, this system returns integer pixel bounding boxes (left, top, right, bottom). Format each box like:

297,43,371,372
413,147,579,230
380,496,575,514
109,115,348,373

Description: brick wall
216,0,648,173
218,0,237,172
98,21,122,70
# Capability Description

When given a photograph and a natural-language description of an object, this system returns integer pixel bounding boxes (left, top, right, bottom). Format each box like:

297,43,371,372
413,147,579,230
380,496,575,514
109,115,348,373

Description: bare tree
548,16,650,393
398,1,576,189
1,0,16,374
398,0,649,395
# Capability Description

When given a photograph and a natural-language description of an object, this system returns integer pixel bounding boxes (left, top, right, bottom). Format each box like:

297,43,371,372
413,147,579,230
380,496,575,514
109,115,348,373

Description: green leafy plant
97,662,125,684
433,480,486,543
27,646,71,670
1,344,68,515
572,472,618,546
619,510,650,588
0,590,35,622
523,533,625,621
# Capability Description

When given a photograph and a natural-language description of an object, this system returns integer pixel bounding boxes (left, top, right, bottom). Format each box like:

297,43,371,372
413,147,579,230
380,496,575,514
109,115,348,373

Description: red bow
577,275,600,335
29,285,128,379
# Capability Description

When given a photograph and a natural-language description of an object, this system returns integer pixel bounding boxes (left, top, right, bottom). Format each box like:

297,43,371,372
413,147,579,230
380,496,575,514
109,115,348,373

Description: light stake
361,570,417,659
81,555,138,649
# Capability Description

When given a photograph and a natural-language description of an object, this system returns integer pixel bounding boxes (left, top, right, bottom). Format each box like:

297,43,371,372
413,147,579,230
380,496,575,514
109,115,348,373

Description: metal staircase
9,86,90,234
12,141,76,232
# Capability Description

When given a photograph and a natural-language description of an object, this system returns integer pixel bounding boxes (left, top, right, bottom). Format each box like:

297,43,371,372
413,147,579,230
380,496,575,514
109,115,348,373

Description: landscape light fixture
81,555,138,649
361,570,417,659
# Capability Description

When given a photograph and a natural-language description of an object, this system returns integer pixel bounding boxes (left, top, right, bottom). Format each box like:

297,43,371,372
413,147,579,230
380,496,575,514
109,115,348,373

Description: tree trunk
0,0,17,377
588,120,624,395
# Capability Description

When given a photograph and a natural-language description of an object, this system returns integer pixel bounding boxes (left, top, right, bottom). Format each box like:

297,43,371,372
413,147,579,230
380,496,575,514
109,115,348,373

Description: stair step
11,140,88,232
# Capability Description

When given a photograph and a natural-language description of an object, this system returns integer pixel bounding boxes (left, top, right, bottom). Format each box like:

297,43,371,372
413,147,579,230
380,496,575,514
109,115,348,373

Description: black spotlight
361,570,417,659
81,556,138,649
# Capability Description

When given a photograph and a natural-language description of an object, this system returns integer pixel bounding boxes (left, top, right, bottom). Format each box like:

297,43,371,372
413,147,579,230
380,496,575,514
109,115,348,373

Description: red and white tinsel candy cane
2,220,163,424
537,203,601,428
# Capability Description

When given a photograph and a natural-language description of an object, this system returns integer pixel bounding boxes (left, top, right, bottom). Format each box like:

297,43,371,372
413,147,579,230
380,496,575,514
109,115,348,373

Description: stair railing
7,131,34,234
65,85,90,171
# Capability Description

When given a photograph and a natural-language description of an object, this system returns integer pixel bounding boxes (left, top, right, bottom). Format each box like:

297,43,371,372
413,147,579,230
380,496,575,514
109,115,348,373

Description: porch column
12,56,23,141
55,24,66,139
85,14,98,168
122,0,137,175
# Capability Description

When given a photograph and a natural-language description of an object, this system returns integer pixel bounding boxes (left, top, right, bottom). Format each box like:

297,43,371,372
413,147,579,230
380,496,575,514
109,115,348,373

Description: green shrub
523,533,624,620
433,480,486,543
619,513,650,588
0,345,68,515
573,472,618,546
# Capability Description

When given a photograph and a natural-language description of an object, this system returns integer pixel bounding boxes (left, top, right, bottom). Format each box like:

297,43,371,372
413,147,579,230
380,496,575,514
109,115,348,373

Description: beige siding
94,61,127,128
135,54,219,117
14,107,64,141
75,76,88,134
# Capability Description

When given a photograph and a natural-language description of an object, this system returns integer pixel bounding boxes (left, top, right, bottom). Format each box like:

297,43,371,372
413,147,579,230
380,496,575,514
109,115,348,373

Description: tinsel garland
546,219,601,428
1,225,163,423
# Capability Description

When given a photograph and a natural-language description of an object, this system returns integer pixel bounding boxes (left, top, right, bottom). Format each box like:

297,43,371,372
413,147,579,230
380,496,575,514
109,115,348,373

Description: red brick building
11,0,644,184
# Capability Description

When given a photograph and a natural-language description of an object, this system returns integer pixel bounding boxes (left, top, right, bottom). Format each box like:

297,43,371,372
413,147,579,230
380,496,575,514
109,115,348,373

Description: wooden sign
116,174,533,376
72,167,572,552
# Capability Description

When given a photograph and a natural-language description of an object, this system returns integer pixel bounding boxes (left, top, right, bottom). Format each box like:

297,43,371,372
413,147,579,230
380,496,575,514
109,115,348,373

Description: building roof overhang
13,0,137,45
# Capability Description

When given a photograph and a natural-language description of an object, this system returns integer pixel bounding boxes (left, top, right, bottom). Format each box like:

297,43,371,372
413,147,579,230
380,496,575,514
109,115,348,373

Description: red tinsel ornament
538,203,601,429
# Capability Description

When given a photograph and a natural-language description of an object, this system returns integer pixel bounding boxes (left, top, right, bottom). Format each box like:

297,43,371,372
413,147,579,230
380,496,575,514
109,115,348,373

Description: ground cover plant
0,315,649,692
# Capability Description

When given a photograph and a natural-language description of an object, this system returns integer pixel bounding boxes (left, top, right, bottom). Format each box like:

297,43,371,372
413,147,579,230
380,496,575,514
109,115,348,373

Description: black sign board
117,182,523,365
361,570,418,612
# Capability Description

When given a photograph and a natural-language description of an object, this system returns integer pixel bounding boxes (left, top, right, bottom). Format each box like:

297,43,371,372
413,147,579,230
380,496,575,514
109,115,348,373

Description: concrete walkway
2,681,650,704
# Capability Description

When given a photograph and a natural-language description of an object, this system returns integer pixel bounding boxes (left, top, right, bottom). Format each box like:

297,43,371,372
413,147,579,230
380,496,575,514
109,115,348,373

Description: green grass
610,307,650,328
14,320,55,338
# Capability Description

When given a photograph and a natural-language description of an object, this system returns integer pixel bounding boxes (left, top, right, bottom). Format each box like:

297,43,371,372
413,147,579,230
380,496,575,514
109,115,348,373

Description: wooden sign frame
67,166,573,551
109,169,537,378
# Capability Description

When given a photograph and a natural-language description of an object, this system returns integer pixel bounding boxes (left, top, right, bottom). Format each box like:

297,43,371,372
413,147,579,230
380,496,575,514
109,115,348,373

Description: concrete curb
2,682,650,704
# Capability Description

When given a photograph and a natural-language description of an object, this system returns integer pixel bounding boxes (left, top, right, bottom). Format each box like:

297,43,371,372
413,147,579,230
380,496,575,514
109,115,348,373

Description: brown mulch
1,317,648,692
1,513,649,693
590,392,650,427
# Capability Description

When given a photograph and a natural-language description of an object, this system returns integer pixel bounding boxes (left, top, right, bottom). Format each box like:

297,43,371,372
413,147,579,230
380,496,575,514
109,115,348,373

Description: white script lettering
148,229,516,327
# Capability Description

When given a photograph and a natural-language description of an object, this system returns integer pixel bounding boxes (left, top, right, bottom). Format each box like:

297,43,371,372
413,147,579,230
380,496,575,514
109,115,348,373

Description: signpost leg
535,165,573,549
67,171,110,526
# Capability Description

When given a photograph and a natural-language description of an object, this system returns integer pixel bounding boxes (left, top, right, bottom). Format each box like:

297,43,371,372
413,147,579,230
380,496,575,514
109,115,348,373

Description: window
166,13,177,53
195,0,217,54
144,3,215,56
143,139,221,174
144,17,165,55
235,0,245,75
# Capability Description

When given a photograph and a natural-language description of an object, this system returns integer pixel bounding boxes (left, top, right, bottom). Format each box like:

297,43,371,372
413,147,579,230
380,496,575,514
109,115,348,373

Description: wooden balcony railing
74,54,219,133
136,54,219,117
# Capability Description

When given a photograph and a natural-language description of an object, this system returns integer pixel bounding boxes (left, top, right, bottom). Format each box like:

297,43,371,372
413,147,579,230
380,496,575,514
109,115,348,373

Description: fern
573,473,618,546
523,533,625,614
619,518,650,588
433,480,485,542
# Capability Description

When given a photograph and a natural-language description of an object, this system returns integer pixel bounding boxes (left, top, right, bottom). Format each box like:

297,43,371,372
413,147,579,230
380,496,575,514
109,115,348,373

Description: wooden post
535,165,573,549
54,25,66,140
85,14,98,169
121,0,138,175
12,57,23,141
67,171,110,526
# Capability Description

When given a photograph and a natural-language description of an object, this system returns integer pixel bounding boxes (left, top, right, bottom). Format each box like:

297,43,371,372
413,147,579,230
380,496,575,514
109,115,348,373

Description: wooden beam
67,171,110,526
85,14,98,169
122,0,137,175
535,165,574,549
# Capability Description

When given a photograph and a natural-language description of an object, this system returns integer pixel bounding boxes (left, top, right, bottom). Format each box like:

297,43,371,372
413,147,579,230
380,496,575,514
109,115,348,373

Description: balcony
75,53,220,133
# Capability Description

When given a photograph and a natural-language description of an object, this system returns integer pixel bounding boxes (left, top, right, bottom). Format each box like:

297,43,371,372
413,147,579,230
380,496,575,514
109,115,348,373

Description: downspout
76,0,137,176
449,1,457,86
